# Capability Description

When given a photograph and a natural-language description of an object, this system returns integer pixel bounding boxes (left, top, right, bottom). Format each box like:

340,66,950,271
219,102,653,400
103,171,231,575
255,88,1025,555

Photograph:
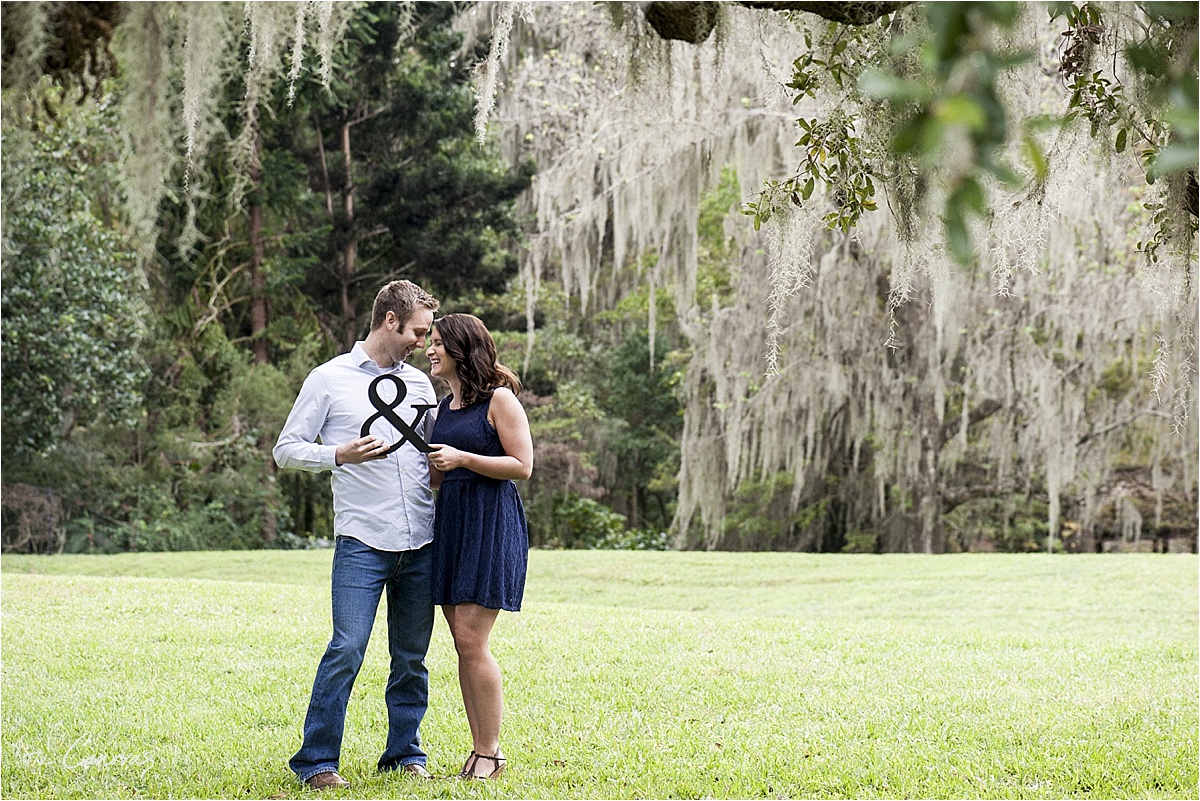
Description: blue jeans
290,537,434,782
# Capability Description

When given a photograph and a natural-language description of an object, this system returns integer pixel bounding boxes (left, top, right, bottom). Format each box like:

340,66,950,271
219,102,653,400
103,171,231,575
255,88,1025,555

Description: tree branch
314,117,335,222
940,398,1003,444
737,1,909,25
1076,409,1175,447
642,1,909,43
942,484,1005,513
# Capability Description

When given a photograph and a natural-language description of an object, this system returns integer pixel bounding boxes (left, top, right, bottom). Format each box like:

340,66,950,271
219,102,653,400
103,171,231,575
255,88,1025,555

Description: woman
425,313,533,780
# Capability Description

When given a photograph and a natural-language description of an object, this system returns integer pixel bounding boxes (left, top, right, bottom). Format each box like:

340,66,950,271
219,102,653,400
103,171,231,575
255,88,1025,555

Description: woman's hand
425,389,533,481
427,443,469,472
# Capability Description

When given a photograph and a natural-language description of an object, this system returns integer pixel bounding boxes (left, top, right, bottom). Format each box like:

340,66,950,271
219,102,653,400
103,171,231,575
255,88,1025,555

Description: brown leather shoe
305,771,351,790
400,763,433,779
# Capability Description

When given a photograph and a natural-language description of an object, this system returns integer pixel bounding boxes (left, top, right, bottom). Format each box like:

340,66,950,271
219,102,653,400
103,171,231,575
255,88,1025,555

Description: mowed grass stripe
2,553,1197,799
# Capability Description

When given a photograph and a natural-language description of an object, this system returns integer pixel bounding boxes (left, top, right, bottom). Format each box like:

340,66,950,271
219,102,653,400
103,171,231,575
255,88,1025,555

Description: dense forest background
2,1,1196,555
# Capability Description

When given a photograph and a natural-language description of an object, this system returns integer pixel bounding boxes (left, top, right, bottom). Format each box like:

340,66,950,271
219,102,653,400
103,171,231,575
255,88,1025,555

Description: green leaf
945,213,973,265
954,178,987,216
935,94,987,130
858,68,931,103
1148,142,1199,176
891,114,937,154
1115,128,1127,153
1047,2,1075,23
1022,130,1048,181
988,161,1023,189
1024,113,1066,132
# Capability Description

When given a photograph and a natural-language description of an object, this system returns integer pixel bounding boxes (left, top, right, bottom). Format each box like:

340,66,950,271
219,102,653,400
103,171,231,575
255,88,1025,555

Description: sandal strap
458,751,480,778
471,752,507,779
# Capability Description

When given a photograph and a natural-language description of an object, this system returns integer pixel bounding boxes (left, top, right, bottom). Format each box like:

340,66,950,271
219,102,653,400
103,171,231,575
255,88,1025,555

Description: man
273,280,440,790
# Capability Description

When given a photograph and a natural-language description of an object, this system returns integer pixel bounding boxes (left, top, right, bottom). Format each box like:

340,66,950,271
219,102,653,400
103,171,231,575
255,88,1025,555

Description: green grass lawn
2,550,1196,799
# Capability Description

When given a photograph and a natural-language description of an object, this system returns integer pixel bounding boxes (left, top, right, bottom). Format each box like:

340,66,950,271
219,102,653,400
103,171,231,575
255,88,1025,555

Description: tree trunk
892,283,948,554
340,119,359,352
248,133,270,366
917,417,944,553
247,130,276,544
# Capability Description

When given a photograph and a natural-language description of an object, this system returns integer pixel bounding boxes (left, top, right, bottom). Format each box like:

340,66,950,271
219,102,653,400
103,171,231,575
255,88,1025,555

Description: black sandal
465,752,506,780
458,751,480,779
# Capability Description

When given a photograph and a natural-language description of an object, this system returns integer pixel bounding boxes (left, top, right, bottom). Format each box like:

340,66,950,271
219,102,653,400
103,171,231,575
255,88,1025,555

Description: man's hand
335,435,391,466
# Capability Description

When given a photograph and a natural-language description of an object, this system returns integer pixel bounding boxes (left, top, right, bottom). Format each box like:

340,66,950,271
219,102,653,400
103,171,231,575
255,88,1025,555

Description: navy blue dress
430,394,529,611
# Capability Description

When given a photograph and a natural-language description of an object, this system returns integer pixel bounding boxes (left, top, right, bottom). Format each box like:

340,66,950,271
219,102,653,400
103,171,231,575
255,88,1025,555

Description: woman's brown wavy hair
434,313,521,407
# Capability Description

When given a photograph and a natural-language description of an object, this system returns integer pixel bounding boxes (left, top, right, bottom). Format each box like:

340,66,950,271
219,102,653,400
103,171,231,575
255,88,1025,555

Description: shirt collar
350,340,412,374
349,342,374,368
350,341,405,373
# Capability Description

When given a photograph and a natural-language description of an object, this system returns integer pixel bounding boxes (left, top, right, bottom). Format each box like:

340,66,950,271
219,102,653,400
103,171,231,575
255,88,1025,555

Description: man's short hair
370,280,439,330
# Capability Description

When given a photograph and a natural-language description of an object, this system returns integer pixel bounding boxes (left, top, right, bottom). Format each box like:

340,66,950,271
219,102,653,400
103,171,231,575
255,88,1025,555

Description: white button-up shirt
273,342,437,552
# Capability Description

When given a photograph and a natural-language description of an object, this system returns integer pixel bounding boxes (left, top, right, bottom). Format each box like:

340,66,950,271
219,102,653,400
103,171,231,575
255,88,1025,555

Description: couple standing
272,280,533,789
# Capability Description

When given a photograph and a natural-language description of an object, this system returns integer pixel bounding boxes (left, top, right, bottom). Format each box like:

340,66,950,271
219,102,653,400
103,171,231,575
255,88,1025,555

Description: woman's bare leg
442,605,481,760
446,603,503,775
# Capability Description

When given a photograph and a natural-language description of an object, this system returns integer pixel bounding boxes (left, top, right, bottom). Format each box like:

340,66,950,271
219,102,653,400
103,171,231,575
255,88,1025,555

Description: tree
597,331,684,530
467,1,1196,552
1,90,146,460
3,2,1194,554
631,2,1197,230
276,2,533,350
759,2,1196,259
0,2,124,99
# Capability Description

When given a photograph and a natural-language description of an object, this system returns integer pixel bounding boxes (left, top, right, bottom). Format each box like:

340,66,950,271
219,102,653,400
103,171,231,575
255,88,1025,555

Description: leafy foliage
1050,2,1199,262
3,3,1195,556
1,5,538,554
743,24,884,235
590,328,685,531
743,2,1197,265
1,92,146,459
276,2,533,345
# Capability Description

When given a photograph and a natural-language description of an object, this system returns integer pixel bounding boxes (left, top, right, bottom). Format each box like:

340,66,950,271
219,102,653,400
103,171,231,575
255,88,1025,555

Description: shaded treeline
2,4,681,554
3,2,1196,556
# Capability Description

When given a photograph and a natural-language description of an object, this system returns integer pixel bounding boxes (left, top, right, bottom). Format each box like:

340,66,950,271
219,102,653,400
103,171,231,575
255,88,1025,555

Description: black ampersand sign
360,374,436,454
